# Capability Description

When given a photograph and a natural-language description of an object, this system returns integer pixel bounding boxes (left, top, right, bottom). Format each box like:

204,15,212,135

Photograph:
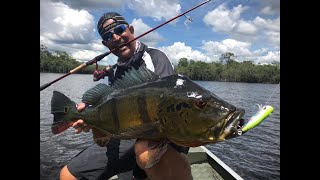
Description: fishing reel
93,62,114,82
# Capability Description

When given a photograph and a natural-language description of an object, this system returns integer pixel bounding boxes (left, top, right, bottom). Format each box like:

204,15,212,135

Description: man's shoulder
145,46,168,58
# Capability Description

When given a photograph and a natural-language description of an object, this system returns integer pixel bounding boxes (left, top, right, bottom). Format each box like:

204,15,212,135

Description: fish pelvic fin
51,91,76,134
136,139,169,169
92,127,112,147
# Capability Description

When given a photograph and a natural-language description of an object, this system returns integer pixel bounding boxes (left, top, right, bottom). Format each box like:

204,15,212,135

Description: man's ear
128,25,134,34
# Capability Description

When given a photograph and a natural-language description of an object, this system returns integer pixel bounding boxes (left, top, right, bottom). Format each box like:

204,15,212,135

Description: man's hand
72,102,92,134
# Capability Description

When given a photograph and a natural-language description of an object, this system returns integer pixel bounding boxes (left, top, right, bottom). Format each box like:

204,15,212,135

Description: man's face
102,19,136,60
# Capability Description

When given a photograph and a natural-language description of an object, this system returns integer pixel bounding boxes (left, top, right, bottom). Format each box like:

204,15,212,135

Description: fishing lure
241,105,274,133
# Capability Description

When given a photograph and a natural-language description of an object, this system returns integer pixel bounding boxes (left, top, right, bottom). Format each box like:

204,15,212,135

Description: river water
40,73,280,180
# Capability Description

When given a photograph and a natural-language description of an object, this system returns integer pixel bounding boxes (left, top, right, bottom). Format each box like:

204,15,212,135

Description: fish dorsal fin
82,83,111,105
92,127,112,147
82,66,159,105
112,66,160,90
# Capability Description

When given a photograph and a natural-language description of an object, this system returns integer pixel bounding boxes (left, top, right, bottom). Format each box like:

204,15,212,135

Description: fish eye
195,99,206,109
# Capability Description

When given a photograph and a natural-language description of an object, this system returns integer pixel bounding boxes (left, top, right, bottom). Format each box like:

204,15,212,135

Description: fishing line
184,0,224,21
264,82,280,106
183,14,193,22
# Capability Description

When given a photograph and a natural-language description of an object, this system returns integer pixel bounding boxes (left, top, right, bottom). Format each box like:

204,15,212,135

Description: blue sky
40,0,280,66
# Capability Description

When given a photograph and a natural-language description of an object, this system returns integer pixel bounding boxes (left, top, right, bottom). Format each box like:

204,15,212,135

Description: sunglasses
103,24,128,42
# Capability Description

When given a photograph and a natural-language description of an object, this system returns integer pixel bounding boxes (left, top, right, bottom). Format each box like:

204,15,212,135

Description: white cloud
253,16,280,48
40,0,280,66
236,20,257,35
255,0,280,15
261,6,273,15
71,49,118,65
52,0,124,10
253,16,280,32
40,0,172,62
159,42,212,65
202,39,252,58
256,51,280,64
157,39,280,65
200,38,279,64
54,0,181,22
131,18,164,47
127,0,181,22
41,0,95,44
203,4,280,50
40,0,109,63
203,4,247,33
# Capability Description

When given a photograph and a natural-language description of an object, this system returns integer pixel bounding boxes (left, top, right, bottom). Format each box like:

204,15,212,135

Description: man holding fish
59,12,193,180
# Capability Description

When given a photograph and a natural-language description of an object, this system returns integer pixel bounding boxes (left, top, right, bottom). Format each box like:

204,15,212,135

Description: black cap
97,12,129,39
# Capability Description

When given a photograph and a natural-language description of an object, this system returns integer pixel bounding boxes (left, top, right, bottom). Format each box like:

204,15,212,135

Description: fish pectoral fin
92,127,112,147
144,141,168,169
116,122,161,139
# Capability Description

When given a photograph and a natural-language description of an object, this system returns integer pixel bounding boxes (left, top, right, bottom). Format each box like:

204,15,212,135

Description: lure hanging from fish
240,105,274,133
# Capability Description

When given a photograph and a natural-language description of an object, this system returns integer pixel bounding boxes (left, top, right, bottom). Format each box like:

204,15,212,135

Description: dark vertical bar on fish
110,98,120,132
137,93,152,123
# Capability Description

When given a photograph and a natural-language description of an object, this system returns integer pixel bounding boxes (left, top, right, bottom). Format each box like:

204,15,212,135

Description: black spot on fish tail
167,104,175,112
137,96,152,123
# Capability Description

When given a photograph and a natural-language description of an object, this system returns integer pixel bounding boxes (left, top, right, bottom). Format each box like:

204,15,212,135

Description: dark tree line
40,45,105,74
41,45,279,83
175,56,280,84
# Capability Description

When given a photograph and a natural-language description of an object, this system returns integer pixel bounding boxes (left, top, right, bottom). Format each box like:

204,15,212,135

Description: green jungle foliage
41,45,279,83
175,56,280,84
40,45,105,74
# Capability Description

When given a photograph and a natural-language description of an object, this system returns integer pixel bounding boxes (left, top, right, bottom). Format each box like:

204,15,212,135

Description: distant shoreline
40,71,279,84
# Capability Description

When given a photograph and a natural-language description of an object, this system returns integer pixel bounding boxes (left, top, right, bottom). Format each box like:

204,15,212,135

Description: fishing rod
40,0,212,91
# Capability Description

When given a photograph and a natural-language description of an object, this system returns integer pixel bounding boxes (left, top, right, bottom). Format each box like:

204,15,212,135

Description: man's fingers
72,120,91,133
75,128,83,134
72,120,85,129
77,103,86,112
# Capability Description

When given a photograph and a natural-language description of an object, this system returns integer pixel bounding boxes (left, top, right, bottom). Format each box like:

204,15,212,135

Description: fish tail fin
51,91,77,134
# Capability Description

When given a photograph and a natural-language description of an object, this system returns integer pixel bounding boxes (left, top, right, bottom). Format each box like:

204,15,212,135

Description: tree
219,52,236,64
177,58,189,68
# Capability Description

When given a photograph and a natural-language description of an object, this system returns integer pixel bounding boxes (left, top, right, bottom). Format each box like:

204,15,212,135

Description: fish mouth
207,108,245,141
224,108,245,139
